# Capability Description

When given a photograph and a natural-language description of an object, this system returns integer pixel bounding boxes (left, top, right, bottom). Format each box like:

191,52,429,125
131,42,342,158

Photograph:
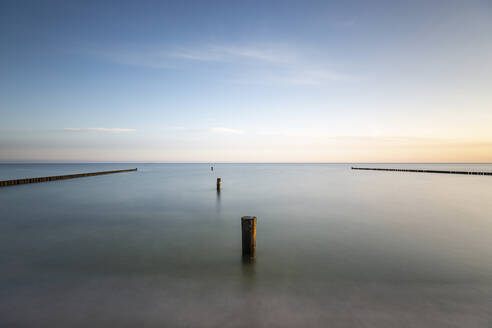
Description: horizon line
1,161,492,165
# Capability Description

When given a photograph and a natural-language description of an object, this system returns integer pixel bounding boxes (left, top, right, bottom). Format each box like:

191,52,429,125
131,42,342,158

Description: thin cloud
254,132,492,148
88,44,292,67
63,128,136,133
168,45,294,64
85,43,359,86
334,19,356,28
210,127,244,135
212,45,294,63
240,70,360,86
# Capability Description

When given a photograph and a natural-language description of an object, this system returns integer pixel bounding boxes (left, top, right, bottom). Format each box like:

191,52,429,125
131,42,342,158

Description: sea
1,163,491,327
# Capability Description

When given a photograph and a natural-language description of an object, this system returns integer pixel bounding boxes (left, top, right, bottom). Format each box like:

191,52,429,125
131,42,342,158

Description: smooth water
1,163,492,327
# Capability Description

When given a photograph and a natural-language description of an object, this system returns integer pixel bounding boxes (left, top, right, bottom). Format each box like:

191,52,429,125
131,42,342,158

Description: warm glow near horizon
1,1,491,162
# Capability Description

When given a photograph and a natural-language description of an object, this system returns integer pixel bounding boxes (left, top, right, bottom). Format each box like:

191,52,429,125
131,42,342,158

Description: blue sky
1,0,491,162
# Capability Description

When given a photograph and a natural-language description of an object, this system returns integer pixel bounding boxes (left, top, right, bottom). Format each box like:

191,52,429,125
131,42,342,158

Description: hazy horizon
2,161,492,164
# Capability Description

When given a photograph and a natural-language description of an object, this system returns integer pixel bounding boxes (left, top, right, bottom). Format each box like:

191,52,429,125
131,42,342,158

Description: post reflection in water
216,189,221,213
241,256,256,291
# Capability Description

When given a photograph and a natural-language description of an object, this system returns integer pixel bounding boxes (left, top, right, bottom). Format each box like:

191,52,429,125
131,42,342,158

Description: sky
0,0,491,162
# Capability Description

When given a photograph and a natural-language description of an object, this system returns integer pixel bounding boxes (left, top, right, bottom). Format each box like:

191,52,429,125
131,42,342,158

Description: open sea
1,163,492,327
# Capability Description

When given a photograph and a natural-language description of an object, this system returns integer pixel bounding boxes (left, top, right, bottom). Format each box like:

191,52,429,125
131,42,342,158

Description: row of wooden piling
0,168,138,187
214,174,256,259
351,167,492,176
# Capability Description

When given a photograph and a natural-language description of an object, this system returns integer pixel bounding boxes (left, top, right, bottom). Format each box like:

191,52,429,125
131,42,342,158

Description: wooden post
217,178,221,191
241,216,257,259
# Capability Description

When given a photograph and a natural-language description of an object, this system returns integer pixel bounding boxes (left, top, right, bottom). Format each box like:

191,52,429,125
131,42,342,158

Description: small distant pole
217,178,221,191
241,216,257,259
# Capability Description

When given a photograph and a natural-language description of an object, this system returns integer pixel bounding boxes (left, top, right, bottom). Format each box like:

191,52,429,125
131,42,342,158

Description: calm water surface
1,163,492,327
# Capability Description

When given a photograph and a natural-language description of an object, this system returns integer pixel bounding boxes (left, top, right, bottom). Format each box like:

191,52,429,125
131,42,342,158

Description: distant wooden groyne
0,168,137,187
351,167,492,176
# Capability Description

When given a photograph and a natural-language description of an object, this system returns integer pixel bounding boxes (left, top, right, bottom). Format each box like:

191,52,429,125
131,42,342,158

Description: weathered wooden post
217,178,221,191
241,216,257,259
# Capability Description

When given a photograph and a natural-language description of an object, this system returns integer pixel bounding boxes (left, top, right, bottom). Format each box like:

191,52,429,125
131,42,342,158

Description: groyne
351,167,492,176
0,168,137,187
